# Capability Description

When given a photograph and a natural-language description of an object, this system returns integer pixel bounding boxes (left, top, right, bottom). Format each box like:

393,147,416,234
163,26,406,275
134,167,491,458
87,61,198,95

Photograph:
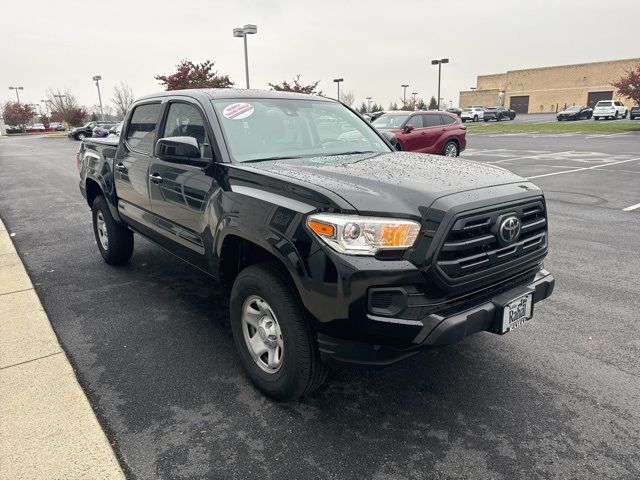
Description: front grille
436,199,547,280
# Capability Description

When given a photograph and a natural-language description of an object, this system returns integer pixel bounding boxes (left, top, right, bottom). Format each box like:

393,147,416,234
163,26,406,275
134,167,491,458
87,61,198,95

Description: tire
496,115,501,122
92,195,134,264
594,116,599,121
76,132,86,141
230,262,327,401
614,112,619,120
473,115,478,122
395,142,402,151
443,140,459,157
484,118,489,122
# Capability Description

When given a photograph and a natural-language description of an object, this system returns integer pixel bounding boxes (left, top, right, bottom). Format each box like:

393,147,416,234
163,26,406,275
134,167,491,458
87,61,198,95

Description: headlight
307,213,421,255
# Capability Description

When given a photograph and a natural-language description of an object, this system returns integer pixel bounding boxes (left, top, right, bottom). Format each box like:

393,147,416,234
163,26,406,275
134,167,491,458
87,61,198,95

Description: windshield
565,107,580,112
212,98,390,162
372,114,409,128
596,101,612,107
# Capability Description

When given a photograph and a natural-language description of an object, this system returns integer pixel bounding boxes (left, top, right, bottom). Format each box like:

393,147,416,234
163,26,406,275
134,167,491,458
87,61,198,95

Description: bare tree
47,88,87,126
340,91,355,106
111,83,135,118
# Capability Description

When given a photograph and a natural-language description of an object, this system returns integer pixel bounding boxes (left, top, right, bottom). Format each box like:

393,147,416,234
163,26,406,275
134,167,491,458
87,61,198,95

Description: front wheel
443,140,459,157
473,115,478,122
230,263,327,401
92,195,134,264
76,132,86,141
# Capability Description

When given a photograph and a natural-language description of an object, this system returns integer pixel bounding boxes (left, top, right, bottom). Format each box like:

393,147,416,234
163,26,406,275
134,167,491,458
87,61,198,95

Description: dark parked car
372,111,466,156
630,106,640,120
77,89,553,400
483,107,516,122
446,107,462,117
556,105,593,121
68,121,114,141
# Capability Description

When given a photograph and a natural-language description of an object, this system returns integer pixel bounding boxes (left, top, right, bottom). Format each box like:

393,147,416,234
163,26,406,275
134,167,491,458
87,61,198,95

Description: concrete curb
0,220,125,480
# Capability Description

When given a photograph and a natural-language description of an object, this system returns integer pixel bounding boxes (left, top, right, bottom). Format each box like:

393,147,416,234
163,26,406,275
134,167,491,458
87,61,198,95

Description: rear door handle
149,173,163,184
115,163,127,173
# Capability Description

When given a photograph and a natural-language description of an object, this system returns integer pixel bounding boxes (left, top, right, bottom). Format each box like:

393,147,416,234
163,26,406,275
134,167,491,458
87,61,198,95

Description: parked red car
372,111,466,156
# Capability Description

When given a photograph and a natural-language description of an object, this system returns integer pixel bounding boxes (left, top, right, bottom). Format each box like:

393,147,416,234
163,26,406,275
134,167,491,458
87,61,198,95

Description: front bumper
318,269,554,367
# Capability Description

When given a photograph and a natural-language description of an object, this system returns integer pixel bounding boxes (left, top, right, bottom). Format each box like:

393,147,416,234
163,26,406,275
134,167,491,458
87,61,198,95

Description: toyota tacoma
77,89,554,401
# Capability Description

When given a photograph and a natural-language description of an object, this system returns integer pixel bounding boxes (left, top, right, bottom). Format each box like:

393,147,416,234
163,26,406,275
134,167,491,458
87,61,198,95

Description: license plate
501,293,533,333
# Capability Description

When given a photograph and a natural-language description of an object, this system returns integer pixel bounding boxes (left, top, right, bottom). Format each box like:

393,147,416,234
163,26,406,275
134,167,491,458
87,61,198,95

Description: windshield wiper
320,151,377,157
240,155,308,163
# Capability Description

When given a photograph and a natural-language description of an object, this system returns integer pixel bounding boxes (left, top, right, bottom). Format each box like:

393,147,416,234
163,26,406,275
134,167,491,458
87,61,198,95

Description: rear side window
408,115,424,128
126,103,162,154
424,115,442,127
440,115,456,125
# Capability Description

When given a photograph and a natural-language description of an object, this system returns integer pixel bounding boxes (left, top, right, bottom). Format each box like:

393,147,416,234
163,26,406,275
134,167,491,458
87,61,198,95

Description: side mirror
382,131,398,148
403,123,415,133
155,136,203,164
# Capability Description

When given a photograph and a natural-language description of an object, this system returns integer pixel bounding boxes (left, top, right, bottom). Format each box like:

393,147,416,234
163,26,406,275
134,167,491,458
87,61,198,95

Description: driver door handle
149,173,163,184
115,163,127,173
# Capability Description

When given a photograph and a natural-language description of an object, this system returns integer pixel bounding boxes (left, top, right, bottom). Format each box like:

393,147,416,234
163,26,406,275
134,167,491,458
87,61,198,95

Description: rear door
114,102,162,230
147,99,220,269
421,114,444,152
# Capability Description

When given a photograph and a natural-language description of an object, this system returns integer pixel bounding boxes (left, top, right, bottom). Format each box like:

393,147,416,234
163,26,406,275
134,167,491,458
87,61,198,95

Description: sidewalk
0,220,125,479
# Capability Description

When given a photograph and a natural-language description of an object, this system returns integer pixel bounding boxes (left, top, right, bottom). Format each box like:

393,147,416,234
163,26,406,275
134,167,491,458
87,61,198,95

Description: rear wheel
443,140,459,157
92,195,134,264
614,112,619,120
230,263,327,401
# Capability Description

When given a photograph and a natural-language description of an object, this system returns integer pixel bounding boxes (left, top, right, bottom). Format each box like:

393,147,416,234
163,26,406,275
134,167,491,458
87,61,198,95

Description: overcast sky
1,0,638,112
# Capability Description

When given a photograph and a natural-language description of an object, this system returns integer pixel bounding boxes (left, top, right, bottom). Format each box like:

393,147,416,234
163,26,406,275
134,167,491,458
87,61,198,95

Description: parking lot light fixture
431,58,449,111
8,86,24,103
92,75,104,121
233,24,258,89
401,84,409,107
333,78,343,101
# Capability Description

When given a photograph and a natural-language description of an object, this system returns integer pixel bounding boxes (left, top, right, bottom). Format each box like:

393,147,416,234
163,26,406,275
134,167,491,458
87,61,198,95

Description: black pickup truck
77,89,554,400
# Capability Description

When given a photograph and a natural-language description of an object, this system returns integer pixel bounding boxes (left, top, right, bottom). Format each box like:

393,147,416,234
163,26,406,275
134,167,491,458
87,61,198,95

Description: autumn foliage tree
47,89,88,126
613,65,640,106
3,102,36,127
268,75,322,95
155,60,234,91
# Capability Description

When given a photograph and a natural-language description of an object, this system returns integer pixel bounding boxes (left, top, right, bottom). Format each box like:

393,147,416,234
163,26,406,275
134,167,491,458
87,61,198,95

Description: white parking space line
527,157,640,179
491,151,575,164
623,203,640,212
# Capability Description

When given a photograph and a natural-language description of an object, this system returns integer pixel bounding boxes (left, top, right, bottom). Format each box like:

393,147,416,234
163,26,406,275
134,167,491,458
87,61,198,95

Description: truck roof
135,88,335,103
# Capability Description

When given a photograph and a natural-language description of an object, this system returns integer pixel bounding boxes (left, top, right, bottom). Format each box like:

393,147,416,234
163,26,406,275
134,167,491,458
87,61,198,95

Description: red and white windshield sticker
223,102,254,120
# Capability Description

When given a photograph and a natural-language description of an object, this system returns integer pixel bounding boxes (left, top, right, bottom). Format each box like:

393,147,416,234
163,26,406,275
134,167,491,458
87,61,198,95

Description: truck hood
241,151,527,217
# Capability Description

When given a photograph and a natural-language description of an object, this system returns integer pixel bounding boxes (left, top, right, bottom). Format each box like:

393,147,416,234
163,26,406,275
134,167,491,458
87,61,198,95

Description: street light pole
233,24,258,89
366,97,372,113
431,58,449,111
401,84,409,107
411,92,418,109
8,86,24,103
92,75,104,120
40,99,49,116
333,78,343,101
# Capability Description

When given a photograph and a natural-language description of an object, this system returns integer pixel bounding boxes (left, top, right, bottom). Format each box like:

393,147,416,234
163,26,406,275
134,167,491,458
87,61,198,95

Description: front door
148,100,221,271
114,102,162,231
400,114,425,151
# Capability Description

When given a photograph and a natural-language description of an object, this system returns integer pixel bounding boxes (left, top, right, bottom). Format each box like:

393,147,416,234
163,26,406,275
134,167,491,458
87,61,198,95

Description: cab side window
162,102,213,159
126,103,162,154
408,115,424,128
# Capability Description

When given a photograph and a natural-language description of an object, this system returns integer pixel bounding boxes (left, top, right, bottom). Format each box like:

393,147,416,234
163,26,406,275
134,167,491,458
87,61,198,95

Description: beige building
459,58,640,113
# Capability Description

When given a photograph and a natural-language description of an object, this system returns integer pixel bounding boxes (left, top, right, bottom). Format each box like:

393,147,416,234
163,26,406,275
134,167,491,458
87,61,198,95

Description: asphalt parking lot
1,133,639,479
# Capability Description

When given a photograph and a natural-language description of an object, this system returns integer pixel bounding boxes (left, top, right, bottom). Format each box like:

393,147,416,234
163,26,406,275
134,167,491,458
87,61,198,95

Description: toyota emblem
499,216,521,244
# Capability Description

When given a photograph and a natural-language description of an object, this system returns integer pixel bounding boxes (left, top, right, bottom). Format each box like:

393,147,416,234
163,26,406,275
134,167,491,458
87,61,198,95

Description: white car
461,107,484,122
30,123,46,131
593,100,628,120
